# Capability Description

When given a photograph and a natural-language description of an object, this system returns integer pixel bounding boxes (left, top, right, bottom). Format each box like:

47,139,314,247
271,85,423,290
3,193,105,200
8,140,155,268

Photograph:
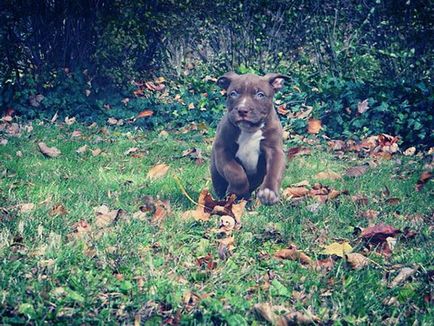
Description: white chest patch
236,129,264,175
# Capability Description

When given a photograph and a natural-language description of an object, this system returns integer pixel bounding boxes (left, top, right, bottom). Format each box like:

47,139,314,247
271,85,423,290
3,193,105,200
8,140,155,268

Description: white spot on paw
257,188,279,205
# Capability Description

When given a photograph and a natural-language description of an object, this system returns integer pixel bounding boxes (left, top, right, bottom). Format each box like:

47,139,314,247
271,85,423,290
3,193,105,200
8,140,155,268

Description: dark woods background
1,0,433,145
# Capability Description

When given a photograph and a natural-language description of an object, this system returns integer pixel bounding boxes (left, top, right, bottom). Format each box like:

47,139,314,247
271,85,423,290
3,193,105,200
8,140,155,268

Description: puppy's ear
217,72,238,90
263,73,290,91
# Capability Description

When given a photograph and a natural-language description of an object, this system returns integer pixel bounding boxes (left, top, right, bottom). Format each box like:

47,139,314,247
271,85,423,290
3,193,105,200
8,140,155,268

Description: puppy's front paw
257,188,279,205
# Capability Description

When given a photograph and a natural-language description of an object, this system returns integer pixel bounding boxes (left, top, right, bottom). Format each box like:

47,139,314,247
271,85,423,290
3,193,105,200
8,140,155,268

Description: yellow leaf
307,119,321,134
147,163,170,180
321,242,352,257
315,171,342,180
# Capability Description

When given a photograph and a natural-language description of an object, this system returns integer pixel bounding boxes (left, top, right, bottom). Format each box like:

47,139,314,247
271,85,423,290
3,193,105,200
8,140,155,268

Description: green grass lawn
0,121,433,325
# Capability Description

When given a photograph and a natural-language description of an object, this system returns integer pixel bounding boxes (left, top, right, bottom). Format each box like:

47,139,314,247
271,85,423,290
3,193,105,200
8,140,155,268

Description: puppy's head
217,72,289,132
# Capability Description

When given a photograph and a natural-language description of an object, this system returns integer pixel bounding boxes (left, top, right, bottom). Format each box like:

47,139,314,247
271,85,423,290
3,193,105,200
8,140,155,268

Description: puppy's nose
237,107,249,117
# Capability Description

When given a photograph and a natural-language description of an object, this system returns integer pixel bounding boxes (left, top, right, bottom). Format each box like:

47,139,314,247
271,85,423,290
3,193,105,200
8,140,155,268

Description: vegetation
0,122,433,324
0,1,433,324
1,0,433,145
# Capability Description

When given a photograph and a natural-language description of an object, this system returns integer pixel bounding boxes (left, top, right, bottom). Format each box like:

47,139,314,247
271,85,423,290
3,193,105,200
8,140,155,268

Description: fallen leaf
181,209,211,221
19,203,35,213
136,110,154,119
253,303,278,324
274,244,313,265
147,163,170,180
219,215,236,233
307,119,321,134
314,257,335,272
357,99,369,114
415,171,432,191
385,197,401,205
345,165,369,177
282,187,310,199
360,210,379,221
94,205,120,228
346,253,369,270
388,267,418,288
64,116,76,125
107,117,118,125
151,201,170,224
283,311,321,324
68,220,91,240
49,204,68,216
124,147,139,156
76,145,88,154
287,147,312,160
403,147,416,156
91,148,102,156
50,111,59,123
315,171,341,180
360,224,401,243
38,142,61,158
321,242,352,257
351,194,369,205
196,253,217,270
71,130,82,138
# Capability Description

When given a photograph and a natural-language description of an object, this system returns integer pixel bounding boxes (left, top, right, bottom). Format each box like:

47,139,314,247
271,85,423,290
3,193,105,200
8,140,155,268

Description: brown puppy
210,72,288,205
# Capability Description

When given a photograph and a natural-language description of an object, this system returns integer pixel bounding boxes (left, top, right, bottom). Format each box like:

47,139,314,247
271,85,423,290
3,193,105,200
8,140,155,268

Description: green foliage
0,123,433,323
1,0,432,145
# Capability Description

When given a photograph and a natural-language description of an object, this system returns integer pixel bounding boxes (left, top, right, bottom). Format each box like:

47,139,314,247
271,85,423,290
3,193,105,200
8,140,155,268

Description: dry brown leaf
283,311,321,325
38,142,61,158
291,180,310,187
403,147,416,156
351,194,369,205
147,163,170,180
49,204,68,216
76,145,88,154
282,187,310,199
360,210,379,221
357,99,369,114
151,202,170,224
345,165,369,177
274,244,313,265
136,110,154,119
360,223,401,243
307,119,321,134
388,267,418,288
19,203,35,213
68,220,91,240
315,171,342,180
107,117,118,125
231,200,246,224
50,111,58,123
287,147,312,160
94,205,120,228
71,130,82,138
346,253,369,270
91,148,102,156
219,215,236,233
415,171,432,191
253,303,278,324
64,116,76,125
181,209,211,221
124,147,139,156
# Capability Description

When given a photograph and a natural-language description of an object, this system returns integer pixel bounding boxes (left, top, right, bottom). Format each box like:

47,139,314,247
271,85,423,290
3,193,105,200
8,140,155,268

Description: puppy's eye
256,91,265,98
229,91,239,98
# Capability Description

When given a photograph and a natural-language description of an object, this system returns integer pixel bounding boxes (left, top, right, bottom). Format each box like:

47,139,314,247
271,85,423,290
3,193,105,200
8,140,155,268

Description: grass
0,121,433,325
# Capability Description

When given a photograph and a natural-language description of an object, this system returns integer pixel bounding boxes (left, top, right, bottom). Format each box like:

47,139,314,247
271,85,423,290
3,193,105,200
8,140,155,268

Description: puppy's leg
223,161,250,198
258,146,285,205
211,164,228,199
